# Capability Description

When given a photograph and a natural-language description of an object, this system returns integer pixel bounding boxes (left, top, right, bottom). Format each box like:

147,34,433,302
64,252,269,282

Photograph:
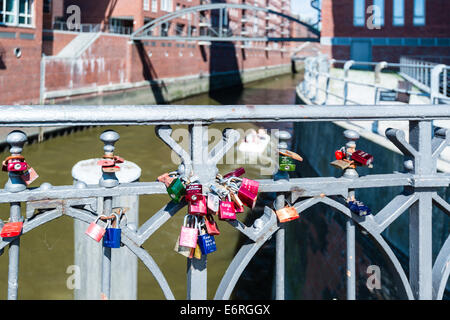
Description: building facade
321,0,450,62
0,0,303,105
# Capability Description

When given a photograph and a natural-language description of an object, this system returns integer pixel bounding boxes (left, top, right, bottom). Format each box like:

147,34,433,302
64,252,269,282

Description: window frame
372,0,384,27
353,0,365,27
413,0,426,26
392,0,404,26
0,0,34,28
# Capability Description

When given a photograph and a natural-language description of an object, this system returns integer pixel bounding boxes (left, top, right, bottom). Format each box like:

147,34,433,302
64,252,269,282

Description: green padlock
167,178,186,203
279,155,296,172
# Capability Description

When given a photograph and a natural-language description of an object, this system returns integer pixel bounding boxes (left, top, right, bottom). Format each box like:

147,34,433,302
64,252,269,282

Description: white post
72,159,141,300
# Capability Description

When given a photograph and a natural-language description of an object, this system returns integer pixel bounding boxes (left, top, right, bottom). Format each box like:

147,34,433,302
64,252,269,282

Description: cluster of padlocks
158,167,264,258
0,129,374,247
84,208,127,248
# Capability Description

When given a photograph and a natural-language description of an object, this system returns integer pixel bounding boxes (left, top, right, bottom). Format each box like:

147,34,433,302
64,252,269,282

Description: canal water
0,72,304,299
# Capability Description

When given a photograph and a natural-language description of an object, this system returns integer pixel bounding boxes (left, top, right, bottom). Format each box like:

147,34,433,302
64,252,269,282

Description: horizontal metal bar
0,105,449,127
0,174,446,204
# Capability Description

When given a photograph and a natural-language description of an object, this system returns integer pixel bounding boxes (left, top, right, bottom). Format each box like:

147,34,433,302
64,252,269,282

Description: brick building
1,0,302,105
320,0,450,62
0,0,43,105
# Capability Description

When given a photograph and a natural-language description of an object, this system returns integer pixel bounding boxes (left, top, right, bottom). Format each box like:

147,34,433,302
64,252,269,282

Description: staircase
57,32,101,58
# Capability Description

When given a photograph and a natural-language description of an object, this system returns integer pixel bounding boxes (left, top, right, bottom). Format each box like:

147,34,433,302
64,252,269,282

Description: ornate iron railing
0,104,449,300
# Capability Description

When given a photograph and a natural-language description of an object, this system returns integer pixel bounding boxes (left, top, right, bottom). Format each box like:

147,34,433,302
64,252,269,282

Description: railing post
408,120,433,300
4,131,28,300
72,130,141,300
343,60,354,105
273,130,291,300
186,123,210,300
430,64,446,104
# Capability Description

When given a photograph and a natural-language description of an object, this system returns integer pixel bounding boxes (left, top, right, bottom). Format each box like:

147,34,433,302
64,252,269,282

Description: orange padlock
275,201,299,223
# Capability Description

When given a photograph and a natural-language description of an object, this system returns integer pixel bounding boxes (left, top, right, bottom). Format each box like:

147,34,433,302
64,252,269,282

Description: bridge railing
0,105,449,300
300,55,450,106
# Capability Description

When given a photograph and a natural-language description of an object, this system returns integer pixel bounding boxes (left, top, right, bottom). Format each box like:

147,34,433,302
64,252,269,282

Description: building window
413,0,425,26
143,0,149,11
161,0,173,12
373,0,384,27
353,0,365,26
151,0,157,12
393,0,404,26
0,0,33,26
43,0,50,13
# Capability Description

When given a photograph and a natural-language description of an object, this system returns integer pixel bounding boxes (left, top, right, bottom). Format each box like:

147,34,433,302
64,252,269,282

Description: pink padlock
240,178,259,195
223,167,246,179
188,197,207,216
179,215,199,248
85,215,109,242
238,187,258,209
218,201,236,221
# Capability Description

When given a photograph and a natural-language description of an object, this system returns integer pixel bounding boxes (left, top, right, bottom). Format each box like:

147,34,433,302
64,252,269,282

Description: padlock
103,213,121,248
238,187,258,209
197,221,217,255
102,166,121,173
240,178,259,195
167,178,186,203
97,159,116,167
7,161,28,172
188,197,207,216
179,215,199,248
85,215,109,242
113,156,124,164
0,221,23,238
351,150,374,166
174,235,195,258
185,183,203,202
157,173,176,188
279,155,296,172
275,203,300,223
229,191,245,213
335,150,344,160
207,192,220,214
223,167,246,179
218,200,236,221
204,214,220,235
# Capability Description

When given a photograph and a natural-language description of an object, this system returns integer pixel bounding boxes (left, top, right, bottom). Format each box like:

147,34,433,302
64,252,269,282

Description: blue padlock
103,213,121,248
197,221,217,255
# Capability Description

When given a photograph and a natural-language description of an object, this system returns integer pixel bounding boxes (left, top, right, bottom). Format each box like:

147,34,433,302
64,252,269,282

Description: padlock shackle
95,215,110,228
183,214,198,229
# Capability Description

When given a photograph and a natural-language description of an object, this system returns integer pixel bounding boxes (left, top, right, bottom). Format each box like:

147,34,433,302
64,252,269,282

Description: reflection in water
0,72,303,299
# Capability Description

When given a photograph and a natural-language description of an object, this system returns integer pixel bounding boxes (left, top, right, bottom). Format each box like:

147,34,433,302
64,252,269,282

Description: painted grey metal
131,3,320,41
1,105,450,126
0,105,449,300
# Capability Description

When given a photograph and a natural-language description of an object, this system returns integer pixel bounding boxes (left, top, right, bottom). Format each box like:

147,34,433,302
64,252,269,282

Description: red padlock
0,222,23,238
7,161,28,172
240,178,259,195
204,214,220,236
351,150,374,166
218,201,236,221
238,187,258,209
185,184,203,202
188,197,208,216
223,167,246,179
97,159,115,167
85,216,109,242
335,150,344,160
276,206,300,223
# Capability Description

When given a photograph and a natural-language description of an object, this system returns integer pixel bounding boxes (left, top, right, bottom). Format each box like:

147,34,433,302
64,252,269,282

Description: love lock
85,215,110,242
0,221,23,238
103,213,121,248
275,199,300,223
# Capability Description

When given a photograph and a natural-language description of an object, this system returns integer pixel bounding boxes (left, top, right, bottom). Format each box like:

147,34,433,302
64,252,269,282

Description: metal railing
400,56,450,98
0,105,449,300
51,22,133,36
300,55,450,106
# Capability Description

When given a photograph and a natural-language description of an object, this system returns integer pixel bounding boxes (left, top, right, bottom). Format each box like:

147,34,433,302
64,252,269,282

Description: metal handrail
0,104,449,301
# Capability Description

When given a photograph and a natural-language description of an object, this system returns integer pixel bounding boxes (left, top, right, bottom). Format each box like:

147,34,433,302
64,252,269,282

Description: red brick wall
0,0,43,105
42,31,78,56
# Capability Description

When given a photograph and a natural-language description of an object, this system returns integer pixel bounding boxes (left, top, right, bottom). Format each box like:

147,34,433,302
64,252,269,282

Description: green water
0,72,304,299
